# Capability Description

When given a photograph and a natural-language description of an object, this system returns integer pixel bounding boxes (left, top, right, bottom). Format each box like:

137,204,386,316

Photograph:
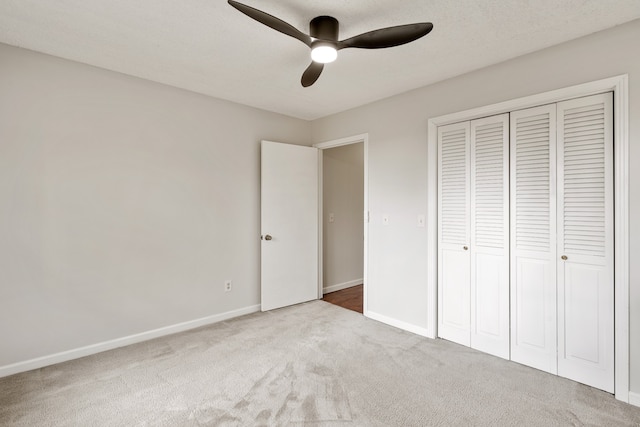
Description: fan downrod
310,16,339,41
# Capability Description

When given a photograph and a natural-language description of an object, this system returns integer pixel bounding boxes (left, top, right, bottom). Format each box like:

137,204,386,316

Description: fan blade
337,23,433,50
228,0,311,46
301,62,324,87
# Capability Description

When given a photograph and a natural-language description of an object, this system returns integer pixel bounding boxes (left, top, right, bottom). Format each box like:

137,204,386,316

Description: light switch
329,213,335,223
382,214,389,225
417,215,425,227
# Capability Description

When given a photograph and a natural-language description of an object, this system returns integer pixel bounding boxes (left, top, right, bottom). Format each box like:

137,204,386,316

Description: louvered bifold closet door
470,114,510,359
557,93,614,392
510,104,558,374
438,121,471,346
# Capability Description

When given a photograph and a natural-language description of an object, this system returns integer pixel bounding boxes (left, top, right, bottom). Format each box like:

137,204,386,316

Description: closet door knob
463,246,468,250
561,255,568,260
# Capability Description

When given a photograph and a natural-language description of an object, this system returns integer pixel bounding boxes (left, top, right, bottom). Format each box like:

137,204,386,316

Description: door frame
427,75,630,402
313,134,369,315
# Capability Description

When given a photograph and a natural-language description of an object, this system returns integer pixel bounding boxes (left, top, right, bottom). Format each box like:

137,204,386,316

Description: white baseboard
323,279,363,294
629,391,640,408
0,304,261,379
365,310,431,338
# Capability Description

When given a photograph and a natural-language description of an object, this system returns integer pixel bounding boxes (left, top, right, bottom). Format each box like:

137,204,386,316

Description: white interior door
556,93,614,392
438,121,471,346
261,141,318,311
470,114,510,359
510,104,558,374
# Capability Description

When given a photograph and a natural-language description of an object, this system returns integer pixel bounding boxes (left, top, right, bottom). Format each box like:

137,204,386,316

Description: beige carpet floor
1,300,640,426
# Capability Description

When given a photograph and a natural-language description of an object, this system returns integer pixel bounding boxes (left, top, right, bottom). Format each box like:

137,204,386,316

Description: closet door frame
426,75,630,403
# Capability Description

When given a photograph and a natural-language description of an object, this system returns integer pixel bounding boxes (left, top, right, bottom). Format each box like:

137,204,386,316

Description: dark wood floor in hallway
322,285,363,314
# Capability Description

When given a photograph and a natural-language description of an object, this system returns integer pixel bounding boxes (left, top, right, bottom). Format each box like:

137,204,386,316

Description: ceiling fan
228,0,433,87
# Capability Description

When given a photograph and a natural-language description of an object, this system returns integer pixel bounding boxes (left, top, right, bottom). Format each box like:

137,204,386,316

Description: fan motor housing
310,16,339,41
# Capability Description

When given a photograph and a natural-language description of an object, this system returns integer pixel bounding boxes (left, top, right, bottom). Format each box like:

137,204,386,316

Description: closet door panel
470,114,510,359
557,93,614,392
510,105,557,374
438,122,471,346
513,255,553,350
440,249,470,343
473,251,506,339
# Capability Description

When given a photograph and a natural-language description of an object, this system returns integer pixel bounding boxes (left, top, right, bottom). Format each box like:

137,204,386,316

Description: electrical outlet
382,214,390,225
224,280,232,292
417,215,425,227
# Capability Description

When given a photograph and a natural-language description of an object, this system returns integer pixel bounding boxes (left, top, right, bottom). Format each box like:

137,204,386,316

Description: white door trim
314,134,369,315
427,75,630,402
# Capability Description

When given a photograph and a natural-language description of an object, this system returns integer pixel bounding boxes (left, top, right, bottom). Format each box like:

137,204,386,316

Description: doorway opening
314,134,369,315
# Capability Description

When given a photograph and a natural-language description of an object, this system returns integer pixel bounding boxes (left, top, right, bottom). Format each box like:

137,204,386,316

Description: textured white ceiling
1,1,639,120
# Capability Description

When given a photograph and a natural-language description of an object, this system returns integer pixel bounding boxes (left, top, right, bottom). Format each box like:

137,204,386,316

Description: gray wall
311,19,640,393
0,43,310,366
323,144,364,291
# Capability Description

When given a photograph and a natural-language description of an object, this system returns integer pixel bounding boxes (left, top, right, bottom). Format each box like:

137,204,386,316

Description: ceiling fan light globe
311,45,337,64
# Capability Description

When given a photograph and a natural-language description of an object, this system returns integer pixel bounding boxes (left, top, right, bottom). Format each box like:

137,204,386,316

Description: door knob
463,246,468,250
561,255,567,260
264,234,273,241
